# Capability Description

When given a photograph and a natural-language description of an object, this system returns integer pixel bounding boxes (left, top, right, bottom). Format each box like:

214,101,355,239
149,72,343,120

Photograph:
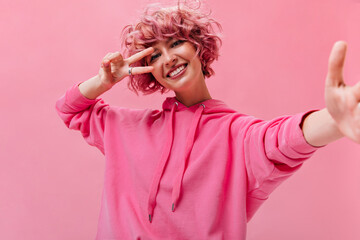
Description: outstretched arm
301,41,360,147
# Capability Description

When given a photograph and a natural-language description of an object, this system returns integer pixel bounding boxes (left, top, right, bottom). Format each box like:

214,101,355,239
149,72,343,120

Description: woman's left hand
325,41,360,144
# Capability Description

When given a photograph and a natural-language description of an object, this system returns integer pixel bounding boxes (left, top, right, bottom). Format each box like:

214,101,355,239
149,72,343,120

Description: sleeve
241,111,323,220
55,82,109,154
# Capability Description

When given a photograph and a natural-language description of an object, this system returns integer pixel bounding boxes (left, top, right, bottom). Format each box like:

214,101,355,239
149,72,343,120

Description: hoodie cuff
64,81,99,110
286,110,325,155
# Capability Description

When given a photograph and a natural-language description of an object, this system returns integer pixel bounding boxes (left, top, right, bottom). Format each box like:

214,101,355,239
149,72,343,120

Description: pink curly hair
120,1,222,95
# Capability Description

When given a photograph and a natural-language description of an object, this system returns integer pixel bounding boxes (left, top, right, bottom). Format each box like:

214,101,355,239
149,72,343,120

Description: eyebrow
151,38,173,51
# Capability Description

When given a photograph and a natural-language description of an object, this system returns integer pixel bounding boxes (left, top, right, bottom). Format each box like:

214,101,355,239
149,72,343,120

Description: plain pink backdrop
1,0,359,239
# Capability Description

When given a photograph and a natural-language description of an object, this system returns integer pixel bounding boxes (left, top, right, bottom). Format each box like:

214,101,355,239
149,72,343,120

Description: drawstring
171,104,205,212
147,102,178,222
147,102,205,222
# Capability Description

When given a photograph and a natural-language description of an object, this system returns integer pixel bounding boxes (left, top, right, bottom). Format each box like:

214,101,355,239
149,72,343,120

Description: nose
164,52,177,67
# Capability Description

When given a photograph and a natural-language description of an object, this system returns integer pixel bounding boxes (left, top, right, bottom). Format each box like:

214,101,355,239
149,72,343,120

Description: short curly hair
120,1,222,95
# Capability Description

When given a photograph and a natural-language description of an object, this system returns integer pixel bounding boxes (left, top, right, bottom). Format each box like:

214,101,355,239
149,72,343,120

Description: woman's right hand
98,47,155,90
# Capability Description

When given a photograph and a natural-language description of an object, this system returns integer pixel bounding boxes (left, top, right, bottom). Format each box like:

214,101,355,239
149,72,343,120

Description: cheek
191,58,203,73
151,66,163,82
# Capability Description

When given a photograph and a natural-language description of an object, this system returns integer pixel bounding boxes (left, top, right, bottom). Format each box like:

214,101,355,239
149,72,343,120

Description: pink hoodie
55,83,320,240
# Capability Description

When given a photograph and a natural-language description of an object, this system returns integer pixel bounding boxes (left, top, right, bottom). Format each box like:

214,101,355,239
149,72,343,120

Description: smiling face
146,38,205,97
121,4,222,98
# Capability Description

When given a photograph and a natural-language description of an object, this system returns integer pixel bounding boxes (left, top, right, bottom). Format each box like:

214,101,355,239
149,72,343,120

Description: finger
108,52,123,62
101,60,112,74
326,41,347,87
103,52,121,63
102,60,111,69
352,81,360,101
126,47,154,65
102,53,114,68
103,52,113,59
130,66,154,75
102,52,114,62
101,54,114,70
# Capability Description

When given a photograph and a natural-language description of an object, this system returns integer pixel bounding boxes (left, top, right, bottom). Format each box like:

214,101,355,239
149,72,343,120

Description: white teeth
169,65,185,77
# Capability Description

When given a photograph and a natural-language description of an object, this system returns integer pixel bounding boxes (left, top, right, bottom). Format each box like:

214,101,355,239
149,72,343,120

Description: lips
166,63,188,78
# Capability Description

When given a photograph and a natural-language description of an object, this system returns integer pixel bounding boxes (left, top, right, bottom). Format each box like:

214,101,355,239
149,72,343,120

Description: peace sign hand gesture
99,47,155,90
325,41,360,144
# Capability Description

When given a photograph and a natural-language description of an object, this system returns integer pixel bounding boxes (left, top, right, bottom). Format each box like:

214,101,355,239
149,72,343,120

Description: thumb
326,41,347,87
352,81,360,101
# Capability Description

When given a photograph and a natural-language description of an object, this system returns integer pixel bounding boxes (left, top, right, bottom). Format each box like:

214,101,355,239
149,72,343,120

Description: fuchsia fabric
55,83,320,240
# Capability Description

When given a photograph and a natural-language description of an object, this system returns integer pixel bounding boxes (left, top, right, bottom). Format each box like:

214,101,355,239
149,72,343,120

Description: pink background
1,0,359,239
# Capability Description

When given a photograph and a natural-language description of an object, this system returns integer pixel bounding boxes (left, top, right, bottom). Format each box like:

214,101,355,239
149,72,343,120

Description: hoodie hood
147,97,236,222
162,97,236,114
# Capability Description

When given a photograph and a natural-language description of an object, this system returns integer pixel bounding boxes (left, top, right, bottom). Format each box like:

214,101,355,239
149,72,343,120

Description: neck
175,82,212,107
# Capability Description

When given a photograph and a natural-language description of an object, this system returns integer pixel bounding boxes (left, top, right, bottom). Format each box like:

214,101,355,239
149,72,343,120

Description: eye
149,53,160,63
171,40,184,48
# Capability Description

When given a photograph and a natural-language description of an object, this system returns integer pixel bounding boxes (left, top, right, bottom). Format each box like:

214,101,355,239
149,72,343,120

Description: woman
55,2,360,240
